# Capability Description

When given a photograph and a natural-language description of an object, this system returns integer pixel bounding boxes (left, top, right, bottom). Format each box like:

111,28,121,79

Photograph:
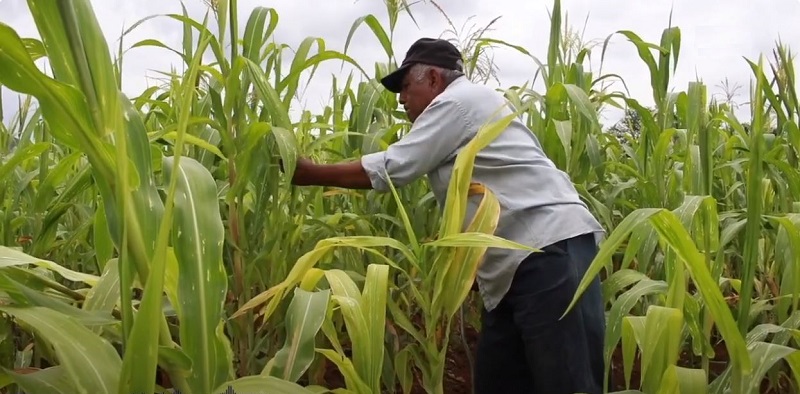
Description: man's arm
360,98,470,191
288,97,470,191
290,158,373,189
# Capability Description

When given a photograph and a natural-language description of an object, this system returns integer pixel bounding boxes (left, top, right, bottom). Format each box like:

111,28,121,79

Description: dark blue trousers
474,232,606,394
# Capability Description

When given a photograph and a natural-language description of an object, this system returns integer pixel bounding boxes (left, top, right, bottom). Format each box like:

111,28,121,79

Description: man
288,37,607,394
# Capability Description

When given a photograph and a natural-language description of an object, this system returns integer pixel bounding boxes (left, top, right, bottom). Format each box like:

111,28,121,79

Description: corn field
0,0,799,393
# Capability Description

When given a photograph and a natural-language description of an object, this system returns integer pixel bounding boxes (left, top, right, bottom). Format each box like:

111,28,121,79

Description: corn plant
2,0,800,393
0,0,302,393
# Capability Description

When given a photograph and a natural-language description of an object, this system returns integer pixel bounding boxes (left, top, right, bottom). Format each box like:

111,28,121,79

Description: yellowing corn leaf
657,365,707,394
265,288,330,382
640,306,684,392
316,348,372,394
429,186,535,319
234,236,415,321
323,264,389,393
439,109,520,237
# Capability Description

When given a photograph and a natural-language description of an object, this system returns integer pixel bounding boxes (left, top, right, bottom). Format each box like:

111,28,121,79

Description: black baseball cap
380,37,463,93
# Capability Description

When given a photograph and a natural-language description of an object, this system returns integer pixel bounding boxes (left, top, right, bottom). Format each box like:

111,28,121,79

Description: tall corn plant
0,1,299,393
120,0,383,378
560,12,800,394
457,1,800,392
117,1,446,386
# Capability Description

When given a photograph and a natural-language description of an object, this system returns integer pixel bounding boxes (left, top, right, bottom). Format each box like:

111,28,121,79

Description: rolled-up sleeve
360,97,470,192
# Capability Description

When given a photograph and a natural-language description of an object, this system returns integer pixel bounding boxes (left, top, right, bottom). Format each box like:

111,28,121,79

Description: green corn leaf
622,315,645,388
0,366,75,394
601,269,650,301
245,58,293,130
566,208,752,376
0,273,114,326
0,22,103,162
82,258,121,316
93,199,114,271
242,7,278,62
164,154,235,393
0,246,99,286
741,342,800,393
0,306,121,394
0,142,50,182
344,14,394,61
605,279,668,372
212,375,318,394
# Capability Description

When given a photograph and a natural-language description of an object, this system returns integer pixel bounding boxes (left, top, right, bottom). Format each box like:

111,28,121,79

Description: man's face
398,66,443,123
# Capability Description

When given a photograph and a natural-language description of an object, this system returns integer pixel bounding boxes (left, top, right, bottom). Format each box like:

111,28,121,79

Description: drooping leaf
0,306,121,394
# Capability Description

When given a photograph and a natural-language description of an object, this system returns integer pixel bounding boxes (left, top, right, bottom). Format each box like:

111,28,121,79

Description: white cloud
2,0,798,129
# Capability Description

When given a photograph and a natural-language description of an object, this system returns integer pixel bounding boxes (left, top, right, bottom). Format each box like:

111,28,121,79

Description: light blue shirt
361,75,605,311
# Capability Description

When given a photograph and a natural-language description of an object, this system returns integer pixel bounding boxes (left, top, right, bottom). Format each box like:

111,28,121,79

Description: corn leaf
0,306,121,393
0,366,75,394
324,264,389,393
164,155,235,393
265,288,330,382
212,375,318,394
0,246,99,286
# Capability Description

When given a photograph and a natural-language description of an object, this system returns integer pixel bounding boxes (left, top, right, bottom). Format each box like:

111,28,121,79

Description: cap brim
380,63,413,93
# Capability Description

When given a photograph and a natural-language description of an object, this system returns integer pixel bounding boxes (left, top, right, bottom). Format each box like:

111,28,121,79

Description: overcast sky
1,0,799,129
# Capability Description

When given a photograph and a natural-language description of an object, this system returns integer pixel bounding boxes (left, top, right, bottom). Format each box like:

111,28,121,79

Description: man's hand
279,157,373,190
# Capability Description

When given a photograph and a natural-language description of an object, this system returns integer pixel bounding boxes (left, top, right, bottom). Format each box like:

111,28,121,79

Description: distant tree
607,108,646,145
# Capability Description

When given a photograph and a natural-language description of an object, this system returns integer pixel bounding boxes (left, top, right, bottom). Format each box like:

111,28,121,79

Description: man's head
380,38,464,122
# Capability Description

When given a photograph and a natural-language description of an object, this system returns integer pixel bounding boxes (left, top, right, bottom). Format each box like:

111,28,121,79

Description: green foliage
0,0,799,393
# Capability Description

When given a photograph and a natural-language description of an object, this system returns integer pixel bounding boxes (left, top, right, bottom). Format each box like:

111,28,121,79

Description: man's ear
429,68,441,89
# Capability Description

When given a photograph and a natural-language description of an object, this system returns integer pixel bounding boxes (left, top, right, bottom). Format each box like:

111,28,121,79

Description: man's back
423,76,604,310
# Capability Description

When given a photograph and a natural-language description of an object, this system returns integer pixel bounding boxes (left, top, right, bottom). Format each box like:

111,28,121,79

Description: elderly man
288,37,606,394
